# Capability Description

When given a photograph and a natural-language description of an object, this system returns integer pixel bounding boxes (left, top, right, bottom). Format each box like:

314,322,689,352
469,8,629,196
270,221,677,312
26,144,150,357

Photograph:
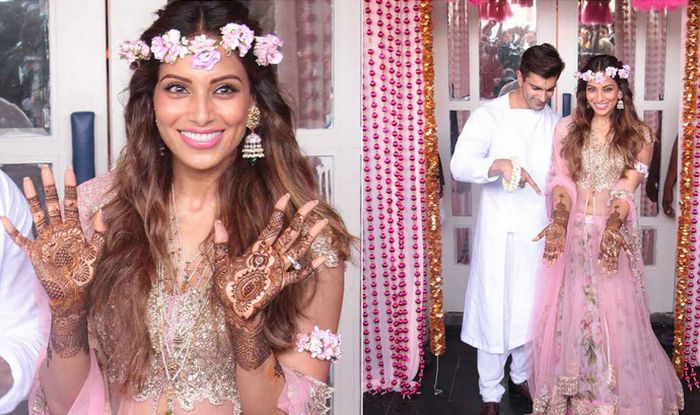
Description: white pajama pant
477,344,531,403
477,232,532,403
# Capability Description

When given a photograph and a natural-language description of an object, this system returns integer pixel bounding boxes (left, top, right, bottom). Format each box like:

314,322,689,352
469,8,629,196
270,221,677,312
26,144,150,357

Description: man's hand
489,159,542,194
0,357,12,398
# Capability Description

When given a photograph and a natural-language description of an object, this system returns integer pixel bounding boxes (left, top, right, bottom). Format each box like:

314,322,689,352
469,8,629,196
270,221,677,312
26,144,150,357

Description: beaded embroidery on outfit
576,131,625,193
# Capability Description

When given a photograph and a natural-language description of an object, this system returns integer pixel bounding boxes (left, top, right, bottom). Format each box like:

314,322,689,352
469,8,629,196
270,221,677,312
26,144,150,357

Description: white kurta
450,93,559,354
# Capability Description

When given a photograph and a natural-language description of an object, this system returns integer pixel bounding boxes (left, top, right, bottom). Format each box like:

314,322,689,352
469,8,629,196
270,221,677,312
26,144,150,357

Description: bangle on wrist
502,157,521,193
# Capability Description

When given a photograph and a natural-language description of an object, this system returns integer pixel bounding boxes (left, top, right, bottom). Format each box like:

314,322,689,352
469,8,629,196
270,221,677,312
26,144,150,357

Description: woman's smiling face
153,46,254,175
585,76,620,119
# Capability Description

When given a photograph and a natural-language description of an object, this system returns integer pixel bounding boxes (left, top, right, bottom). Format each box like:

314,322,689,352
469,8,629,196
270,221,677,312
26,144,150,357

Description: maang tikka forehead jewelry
242,105,264,165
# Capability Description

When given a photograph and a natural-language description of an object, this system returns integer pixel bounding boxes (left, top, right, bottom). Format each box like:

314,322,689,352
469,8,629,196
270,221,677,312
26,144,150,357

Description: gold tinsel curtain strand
673,0,699,379
419,0,446,357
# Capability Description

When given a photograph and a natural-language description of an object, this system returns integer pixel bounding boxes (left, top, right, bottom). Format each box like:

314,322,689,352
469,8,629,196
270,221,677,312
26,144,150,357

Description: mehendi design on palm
2,169,105,358
598,208,630,274
213,198,326,370
535,195,569,266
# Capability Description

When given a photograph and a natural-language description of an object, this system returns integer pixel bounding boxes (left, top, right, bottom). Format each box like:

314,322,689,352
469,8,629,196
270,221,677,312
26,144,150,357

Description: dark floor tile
389,398,452,414
363,392,395,415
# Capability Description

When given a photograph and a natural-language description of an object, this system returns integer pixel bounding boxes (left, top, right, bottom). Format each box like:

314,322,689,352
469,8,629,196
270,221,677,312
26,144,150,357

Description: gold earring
242,105,264,165
616,92,624,110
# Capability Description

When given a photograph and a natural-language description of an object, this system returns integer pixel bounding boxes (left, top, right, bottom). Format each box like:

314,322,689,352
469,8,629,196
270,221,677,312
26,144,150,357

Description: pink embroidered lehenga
530,118,684,414
29,173,339,415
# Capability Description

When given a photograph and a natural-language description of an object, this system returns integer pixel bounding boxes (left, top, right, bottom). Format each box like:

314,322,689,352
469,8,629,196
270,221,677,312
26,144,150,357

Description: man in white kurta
450,44,564,413
0,169,48,414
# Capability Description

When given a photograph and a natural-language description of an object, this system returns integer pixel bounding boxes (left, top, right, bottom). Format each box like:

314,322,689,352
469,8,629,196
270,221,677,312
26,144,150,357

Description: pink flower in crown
220,23,255,57
605,66,618,78
593,71,606,84
119,40,150,63
253,34,284,66
152,29,189,64
617,64,631,79
190,34,221,71
150,36,169,61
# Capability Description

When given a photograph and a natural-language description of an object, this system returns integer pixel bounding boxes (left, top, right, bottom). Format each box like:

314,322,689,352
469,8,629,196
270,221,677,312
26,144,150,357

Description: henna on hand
1,168,105,359
598,208,630,274
535,196,568,266
213,196,328,370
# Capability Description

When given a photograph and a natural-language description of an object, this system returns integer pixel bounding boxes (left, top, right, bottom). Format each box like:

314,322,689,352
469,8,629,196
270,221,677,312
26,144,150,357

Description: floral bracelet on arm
502,157,521,193
295,326,342,361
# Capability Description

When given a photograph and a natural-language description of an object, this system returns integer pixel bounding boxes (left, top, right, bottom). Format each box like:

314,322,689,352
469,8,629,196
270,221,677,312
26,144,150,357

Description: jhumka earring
242,105,264,165
616,91,624,110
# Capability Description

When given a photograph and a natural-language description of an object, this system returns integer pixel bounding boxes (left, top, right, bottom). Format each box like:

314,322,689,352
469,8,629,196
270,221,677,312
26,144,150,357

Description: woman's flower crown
119,23,283,70
574,64,630,83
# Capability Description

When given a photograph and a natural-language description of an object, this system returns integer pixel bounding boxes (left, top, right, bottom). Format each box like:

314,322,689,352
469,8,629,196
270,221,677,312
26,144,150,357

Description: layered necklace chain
150,189,215,415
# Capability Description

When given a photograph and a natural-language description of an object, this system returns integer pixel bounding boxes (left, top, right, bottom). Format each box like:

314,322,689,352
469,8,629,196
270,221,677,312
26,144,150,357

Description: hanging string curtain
632,0,688,10
581,0,615,25
467,0,528,22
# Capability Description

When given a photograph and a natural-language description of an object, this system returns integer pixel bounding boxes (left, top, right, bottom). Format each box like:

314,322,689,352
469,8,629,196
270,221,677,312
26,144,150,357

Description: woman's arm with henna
214,196,332,414
534,185,571,266
599,141,652,272
1,168,105,415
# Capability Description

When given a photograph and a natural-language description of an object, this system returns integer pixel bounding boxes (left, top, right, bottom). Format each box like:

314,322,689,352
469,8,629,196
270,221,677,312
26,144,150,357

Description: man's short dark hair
519,43,565,79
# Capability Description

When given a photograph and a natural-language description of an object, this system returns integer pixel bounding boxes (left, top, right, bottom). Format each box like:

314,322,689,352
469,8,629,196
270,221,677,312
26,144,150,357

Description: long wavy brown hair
561,55,652,180
88,0,351,394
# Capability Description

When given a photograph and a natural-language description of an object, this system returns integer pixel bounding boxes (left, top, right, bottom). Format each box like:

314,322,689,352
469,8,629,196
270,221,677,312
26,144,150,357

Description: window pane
450,111,472,217
0,163,49,236
641,111,661,217
644,9,667,101
578,0,636,92
478,1,537,99
307,155,333,204
448,0,470,101
0,0,50,136
455,227,471,265
249,0,333,129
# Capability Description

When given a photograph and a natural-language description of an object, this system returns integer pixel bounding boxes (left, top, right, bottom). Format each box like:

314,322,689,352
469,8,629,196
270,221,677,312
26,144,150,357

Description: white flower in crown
617,64,631,79
119,40,150,64
253,34,284,66
574,70,594,82
593,71,606,84
605,66,618,78
220,23,255,57
190,34,221,71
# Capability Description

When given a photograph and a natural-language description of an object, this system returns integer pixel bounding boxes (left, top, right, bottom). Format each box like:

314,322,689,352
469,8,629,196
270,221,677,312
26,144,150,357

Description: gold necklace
151,195,214,415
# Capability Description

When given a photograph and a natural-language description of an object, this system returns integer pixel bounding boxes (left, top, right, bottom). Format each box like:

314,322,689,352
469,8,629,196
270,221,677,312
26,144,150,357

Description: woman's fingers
64,169,79,226
258,194,291,246
22,177,47,233
273,199,318,254
213,220,230,266
0,216,32,252
283,255,326,288
41,166,62,225
285,218,328,263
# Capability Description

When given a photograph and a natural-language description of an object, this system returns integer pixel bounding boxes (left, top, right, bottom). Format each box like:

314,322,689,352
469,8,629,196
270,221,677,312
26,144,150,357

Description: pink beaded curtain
274,0,333,128
362,0,429,395
448,0,470,100
644,10,667,100
614,0,637,93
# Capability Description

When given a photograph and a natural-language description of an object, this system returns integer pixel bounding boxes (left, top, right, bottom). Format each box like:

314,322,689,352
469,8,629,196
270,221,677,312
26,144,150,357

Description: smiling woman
0,1,352,415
